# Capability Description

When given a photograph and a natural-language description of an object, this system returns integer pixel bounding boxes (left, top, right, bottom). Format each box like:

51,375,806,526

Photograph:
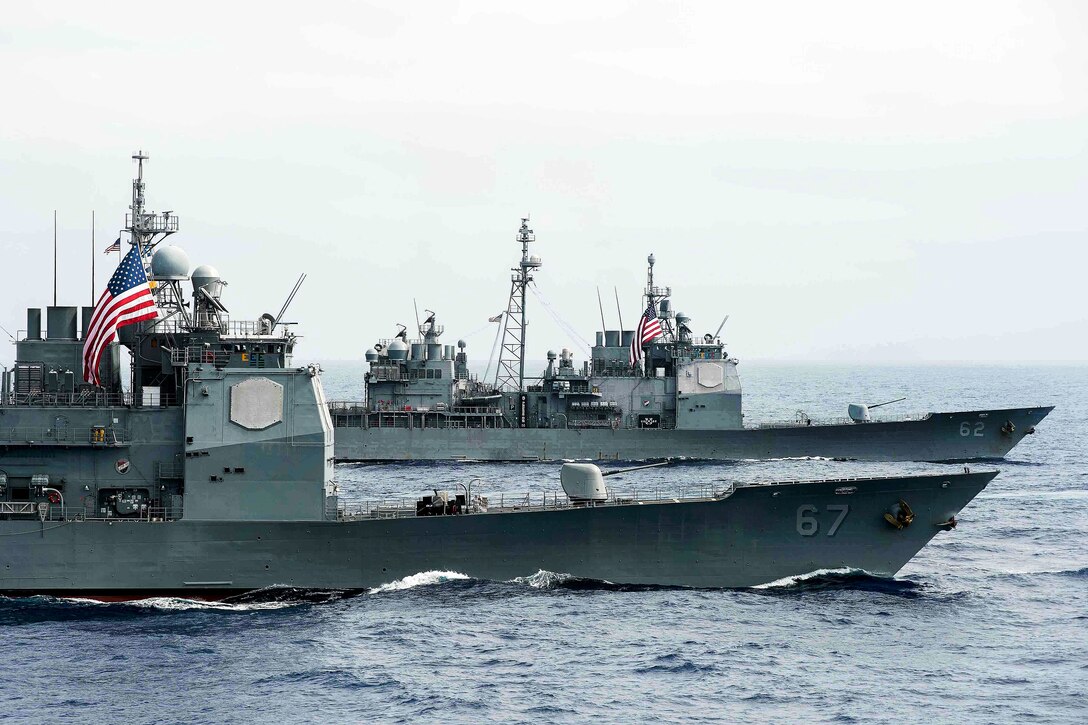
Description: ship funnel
47,307,78,340
26,308,42,340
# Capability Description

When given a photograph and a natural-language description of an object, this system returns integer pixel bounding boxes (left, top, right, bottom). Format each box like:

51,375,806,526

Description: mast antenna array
644,253,672,340
495,217,540,392
125,150,179,261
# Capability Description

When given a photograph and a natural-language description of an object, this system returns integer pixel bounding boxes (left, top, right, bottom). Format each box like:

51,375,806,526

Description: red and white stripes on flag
629,300,663,365
82,245,159,385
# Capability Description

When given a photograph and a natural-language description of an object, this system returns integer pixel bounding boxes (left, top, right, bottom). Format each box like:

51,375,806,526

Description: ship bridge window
434,369,442,379
426,369,434,379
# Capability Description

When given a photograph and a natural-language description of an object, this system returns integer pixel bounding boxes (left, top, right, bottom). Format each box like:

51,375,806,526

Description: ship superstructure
330,221,1052,462
1,152,334,538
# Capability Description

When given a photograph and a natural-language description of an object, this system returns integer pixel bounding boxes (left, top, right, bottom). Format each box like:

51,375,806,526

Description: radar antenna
125,151,179,262
495,217,540,393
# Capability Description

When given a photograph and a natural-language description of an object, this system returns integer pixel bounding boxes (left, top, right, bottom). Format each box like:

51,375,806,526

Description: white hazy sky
1,0,1085,368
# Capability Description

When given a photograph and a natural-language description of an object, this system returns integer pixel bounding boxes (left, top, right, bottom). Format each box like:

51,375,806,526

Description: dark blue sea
2,363,1085,724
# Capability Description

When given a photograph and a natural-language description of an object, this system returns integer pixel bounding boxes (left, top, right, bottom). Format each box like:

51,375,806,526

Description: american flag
629,300,663,365
103,238,121,254
82,245,159,385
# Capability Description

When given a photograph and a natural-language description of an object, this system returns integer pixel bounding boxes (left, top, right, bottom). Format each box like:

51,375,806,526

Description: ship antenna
596,287,608,335
122,151,180,408
644,252,673,340
125,150,178,261
495,216,540,399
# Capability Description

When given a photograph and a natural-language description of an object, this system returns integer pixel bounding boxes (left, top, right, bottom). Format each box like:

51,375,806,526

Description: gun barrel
600,460,673,477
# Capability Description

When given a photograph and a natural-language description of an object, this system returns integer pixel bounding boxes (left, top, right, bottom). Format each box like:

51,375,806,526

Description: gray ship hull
0,471,994,598
332,406,1052,462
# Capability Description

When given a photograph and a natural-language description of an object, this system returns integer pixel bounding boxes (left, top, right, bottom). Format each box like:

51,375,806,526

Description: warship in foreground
0,155,996,599
331,221,1052,462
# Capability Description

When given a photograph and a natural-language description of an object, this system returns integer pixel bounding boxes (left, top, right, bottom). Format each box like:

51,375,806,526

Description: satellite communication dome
364,348,379,362
191,265,223,298
676,311,690,324
457,339,466,350
387,338,409,361
150,246,191,280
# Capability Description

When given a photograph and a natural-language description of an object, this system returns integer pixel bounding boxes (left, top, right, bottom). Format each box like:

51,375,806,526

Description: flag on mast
104,238,121,254
82,245,159,385
629,301,663,365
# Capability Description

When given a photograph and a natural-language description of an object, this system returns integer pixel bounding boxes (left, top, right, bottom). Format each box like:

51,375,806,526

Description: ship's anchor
1000,420,1016,436
884,499,914,530
935,516,957,531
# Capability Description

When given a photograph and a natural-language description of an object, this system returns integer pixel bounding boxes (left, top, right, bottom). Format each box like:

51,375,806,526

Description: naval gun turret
849,397,907,423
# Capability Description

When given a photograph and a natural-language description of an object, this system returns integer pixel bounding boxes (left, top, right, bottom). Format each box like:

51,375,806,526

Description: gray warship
0,155,998,599
331,221,1052,462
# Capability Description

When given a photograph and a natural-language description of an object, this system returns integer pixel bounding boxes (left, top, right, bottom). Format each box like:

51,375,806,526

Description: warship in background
330,221,1053,462
0,155,999,599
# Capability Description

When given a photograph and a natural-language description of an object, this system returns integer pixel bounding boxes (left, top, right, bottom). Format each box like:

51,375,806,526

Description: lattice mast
494,218,541,391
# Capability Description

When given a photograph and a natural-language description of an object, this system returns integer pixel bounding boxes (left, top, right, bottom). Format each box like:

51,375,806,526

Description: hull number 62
960,422,984,437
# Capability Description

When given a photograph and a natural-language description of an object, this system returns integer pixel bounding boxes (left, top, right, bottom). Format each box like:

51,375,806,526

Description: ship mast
644,253,672,340
495,217,540,392
122,152,180,407
126,151,178,262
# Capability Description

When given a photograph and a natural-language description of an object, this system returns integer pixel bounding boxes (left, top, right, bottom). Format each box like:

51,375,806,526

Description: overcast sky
1,0,1085,370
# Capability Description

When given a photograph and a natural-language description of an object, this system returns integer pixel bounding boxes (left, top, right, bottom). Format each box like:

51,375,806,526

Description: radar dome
364,348,379,362
192,265,220,288
191,265,224,298
150,246,191,280
387,338,409,361
457,339,466,350
675,311,690,324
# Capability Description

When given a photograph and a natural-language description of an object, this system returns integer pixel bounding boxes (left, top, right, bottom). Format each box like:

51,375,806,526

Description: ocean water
2,363,1085,724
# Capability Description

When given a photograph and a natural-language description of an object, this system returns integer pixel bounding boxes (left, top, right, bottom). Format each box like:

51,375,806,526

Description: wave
368,570,470,594
1,585,357,615
992,566,1088,579
751,568,921,595
633,652,718,675
510,569,574,589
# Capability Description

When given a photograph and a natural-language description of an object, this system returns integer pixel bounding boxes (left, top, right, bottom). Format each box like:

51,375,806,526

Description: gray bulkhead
183,366,334,521
675,359,742,429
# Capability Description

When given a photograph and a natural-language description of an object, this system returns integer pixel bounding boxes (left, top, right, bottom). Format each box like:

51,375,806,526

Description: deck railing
0,504,182,522
337,483,727,521
0,426,129,445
